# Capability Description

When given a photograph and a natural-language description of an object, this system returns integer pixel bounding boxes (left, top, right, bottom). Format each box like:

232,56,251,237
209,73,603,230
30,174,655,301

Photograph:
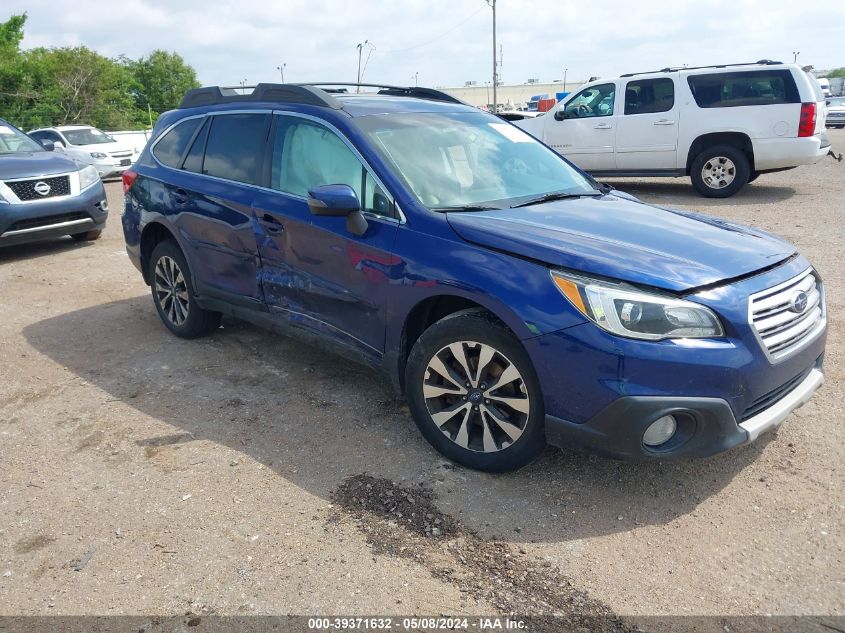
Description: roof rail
178,83,343,110
619,59,784,78
298,82,465,104
178,82,466,110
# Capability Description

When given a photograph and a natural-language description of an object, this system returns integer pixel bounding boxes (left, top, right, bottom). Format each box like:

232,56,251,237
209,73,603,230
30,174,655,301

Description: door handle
593,123,613,129
172,188,189,205
260,213,285,234
653,119,676,126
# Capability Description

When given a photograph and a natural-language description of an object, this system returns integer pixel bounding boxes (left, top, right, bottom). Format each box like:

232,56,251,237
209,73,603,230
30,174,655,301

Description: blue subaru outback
122,83,826,471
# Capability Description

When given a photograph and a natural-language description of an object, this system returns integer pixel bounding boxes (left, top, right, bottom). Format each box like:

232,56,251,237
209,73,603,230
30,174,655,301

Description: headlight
551,271,724,340
90,152,107,159
78,165,100,191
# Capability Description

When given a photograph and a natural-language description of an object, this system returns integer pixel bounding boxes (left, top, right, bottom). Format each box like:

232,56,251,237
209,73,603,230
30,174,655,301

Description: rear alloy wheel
406,312,545,472
148,240,221,338
690,145,750,198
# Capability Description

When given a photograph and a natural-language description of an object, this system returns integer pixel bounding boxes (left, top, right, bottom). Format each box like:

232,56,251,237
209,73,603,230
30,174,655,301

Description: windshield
0,122,44,154
353,111,596,209
62,127,114,145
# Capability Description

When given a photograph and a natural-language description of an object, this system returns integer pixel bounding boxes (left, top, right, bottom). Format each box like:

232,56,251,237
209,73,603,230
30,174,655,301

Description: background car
0,118,108,247
28,125,139,178
825,97,845,128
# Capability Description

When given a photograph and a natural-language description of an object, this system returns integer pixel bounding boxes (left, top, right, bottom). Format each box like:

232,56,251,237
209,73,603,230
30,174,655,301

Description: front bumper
92,158,131,178
544,365,824,459
0,182,108,247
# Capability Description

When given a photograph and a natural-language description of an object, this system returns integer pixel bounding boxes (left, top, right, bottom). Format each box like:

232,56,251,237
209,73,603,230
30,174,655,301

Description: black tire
71,229,102,242
690,145,750,198
405,311,546,472
148,240,221,339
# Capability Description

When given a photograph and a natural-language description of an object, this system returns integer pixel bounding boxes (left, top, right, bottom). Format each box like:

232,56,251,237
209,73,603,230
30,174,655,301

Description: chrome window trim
149,109,406,225
747,267,827,363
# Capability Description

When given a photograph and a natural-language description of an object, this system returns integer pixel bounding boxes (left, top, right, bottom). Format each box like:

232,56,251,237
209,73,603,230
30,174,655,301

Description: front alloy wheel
406,311,545,472
423,341,529,453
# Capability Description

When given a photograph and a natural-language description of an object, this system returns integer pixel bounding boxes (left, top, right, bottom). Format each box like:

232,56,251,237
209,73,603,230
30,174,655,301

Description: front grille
5,212,88,233
5,175,71,201
749,269,824,360
740,368,812,421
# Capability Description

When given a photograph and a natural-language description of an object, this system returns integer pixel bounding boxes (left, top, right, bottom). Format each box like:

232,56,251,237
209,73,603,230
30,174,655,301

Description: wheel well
139,222,177,285
686,132,754,174
397,295,513,392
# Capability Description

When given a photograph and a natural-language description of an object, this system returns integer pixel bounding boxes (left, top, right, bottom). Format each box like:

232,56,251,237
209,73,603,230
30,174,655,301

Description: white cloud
14,0,845,90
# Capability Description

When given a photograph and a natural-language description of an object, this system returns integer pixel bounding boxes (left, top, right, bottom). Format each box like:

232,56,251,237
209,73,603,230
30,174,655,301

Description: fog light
643,415,677,447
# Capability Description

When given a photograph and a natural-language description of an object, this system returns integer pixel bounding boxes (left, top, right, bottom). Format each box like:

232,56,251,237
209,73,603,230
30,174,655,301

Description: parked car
0,118,108,247
515,61,831,198
817,77,831,98
122,83,826,472
825,97,845,128
28,125,138,178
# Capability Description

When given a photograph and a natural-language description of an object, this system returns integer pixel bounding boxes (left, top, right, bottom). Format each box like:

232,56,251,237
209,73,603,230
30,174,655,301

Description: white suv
515,61,831,197
28,125,139,178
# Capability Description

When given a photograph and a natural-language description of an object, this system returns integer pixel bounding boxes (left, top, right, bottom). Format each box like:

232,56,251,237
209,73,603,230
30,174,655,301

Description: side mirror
306,184,368,236
554,109,566,121
38,139,55,151
53,141,65,152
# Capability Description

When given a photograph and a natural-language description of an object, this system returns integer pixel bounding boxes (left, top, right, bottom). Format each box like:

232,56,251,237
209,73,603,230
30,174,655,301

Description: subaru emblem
33,181,51,196
789,290,808,313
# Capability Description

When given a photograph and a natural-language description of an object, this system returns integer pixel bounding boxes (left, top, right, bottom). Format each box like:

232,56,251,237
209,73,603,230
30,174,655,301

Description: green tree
0,13,31,124
23,46,139,129
827,68,845,78
126,50,200,116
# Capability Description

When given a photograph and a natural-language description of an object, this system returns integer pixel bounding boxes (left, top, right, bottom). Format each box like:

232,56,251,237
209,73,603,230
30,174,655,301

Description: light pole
793,51,800,63
240,78,247,93
487,0,497,112
277,63,286,83
563,68,568,90
485,81,490,109
413,72,419,87
356,40,369,92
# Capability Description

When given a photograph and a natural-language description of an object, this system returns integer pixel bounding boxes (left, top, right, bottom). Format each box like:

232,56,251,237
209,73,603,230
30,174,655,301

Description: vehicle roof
613,61,800,81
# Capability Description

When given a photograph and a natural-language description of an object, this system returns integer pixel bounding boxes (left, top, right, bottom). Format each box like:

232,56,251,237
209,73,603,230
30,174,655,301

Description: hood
446,194,796,292
0,151,81,180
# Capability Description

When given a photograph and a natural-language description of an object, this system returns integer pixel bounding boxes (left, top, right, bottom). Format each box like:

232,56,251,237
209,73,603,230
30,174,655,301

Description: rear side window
625,78,675,114
203,113,270,185
687,70,800,108
182,118,209,173
624,78,675,114
152,118,202,167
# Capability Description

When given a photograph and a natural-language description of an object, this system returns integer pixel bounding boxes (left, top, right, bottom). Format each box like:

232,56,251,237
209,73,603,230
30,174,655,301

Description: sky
12,0,845,89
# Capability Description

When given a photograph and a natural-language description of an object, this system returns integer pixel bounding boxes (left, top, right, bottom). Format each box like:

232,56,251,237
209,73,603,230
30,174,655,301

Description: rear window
202,114,269,185
687,70,800,108
153,118,202,168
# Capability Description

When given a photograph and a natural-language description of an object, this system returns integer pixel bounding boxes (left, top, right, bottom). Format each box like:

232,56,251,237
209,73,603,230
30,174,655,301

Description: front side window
203,113,269,185
563,83,616,119
624,78,675,115
688,70,800,108
62,127,114,145
270,116,394,218
153,118,202,168
354,111,596,209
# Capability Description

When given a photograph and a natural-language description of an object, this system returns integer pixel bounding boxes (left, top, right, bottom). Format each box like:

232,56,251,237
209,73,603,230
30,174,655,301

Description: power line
380,4,487,54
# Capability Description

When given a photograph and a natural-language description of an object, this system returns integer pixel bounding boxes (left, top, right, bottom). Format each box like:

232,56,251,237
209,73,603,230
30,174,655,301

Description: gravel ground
1,130,843,621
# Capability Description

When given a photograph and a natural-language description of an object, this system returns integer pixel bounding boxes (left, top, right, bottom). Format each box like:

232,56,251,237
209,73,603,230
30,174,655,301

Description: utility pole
563,68,567,90
487,0,497,112
793,51,800,63
147,103,153,129
414,72,419,87
277,63,286,82
356,40,369,92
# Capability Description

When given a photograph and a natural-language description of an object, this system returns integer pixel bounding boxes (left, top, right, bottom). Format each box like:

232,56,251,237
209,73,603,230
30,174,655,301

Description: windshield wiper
433,204,502,212
509,190,602,208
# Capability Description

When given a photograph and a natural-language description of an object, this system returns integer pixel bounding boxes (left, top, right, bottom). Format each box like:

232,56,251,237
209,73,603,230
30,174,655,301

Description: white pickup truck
515,61,831,197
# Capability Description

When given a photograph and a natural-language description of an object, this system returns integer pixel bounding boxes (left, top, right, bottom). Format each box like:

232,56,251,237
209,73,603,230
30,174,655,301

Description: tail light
122,169,138,194
798,103,816,137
